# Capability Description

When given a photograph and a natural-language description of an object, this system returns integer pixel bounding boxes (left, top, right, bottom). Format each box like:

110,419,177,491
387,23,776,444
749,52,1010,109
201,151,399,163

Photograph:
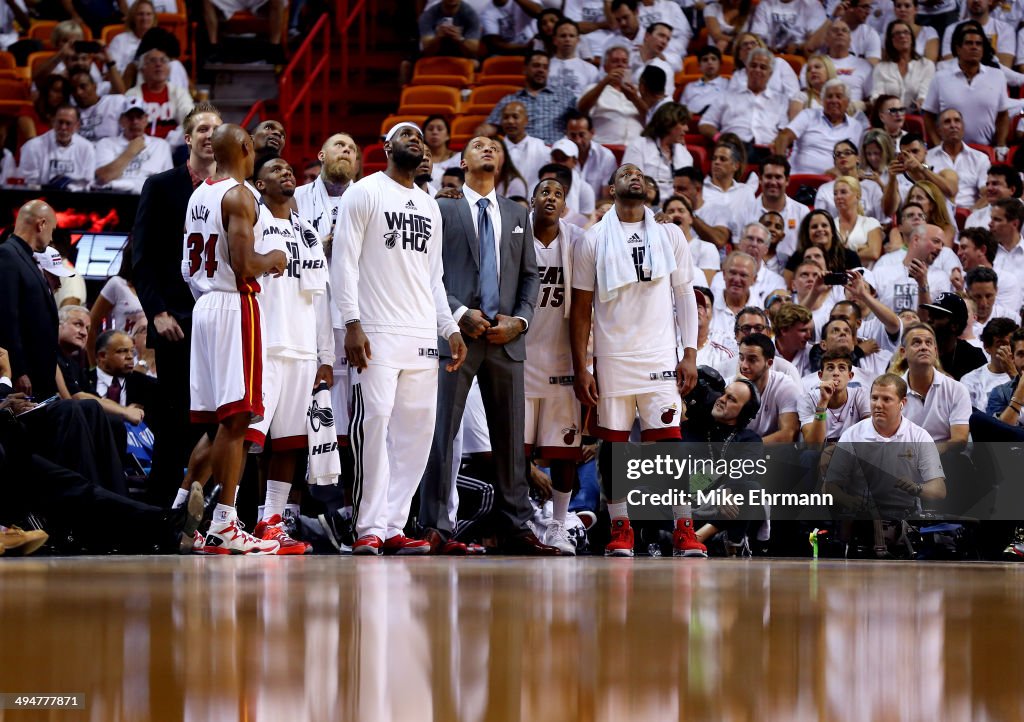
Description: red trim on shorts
594,426,631,442
271,434,308,452
641,427,682,441
240,293,265,420
245,428,267,447
537,446,583,460
524,443,534,456
216,397,262,422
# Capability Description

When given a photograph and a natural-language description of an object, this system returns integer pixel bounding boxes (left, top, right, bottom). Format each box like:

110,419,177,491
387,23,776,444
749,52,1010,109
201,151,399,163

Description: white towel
306,383,341,485
295,212,329,298
593,206,676,303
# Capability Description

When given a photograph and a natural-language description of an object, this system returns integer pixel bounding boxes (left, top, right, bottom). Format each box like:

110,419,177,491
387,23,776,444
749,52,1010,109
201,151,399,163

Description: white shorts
246,356,317,453
190,291,265,424
331,327,350,444
208,0,269,19
525,393,582,458
594,384,682,442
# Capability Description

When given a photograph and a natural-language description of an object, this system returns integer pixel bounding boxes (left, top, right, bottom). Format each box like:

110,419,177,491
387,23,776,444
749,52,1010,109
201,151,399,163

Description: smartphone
823,272,848,286
74,40,103,54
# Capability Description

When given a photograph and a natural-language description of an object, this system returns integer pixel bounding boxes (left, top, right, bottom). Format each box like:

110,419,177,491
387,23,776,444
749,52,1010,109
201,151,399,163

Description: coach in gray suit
419,136,559,555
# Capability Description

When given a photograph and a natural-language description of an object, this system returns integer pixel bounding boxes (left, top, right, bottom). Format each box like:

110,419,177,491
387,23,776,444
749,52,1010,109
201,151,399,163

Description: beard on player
390,144,424,172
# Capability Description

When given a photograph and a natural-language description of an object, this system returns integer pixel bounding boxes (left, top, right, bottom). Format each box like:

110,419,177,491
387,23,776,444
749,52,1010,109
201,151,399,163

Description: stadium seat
480,55,525,76
0,77,29,100
379,114,428,138
462,84,520,115
413,57,475,82
362,142,387,174
27,51,57,80
398,85,462,115
904,114,925,137
29,21,92,48
683,55,734,75
605,144,625,164
0,51,19,79
684,132,710,148
787,174,832,204
673,73,702,102
473,74,525,87
778,54,805,75
966,143,995,162
101,24,126,45
687,144,709,174
451,114,487,146
955,206,970,231
409,74,471,89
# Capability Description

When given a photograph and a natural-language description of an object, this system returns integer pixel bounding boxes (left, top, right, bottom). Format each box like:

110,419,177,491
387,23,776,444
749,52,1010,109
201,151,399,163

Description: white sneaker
202,518,281,555
191,530,206,553
543,519,577,556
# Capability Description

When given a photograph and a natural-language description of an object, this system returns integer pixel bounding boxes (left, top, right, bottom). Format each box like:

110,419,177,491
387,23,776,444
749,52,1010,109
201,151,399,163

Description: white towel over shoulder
593,206,676,302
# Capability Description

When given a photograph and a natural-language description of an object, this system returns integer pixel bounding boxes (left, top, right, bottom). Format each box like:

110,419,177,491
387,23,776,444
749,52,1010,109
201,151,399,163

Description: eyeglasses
886,106,908,115
833,149,857,158
739,324,767,334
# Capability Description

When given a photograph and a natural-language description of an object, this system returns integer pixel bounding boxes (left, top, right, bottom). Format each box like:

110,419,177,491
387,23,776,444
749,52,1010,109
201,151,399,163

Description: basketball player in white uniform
333,121,467,555
526,178,586,555
244,156,336,554
570,163,702,558
182,124,286,555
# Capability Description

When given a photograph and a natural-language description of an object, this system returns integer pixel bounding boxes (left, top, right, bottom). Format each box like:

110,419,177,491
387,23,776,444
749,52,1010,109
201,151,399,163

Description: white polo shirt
994,239,1024,288
926,143,991,208
708,292,747,348
901,369,972,441
506,134,550,191
728,60,801,100
922,64,1010,145
784,110,870,175
700,86,789,144
680,76,729,115
940,17,1016,59
584,83,644,146
621,137,693,202
696,195,756,246
964,204,991,229
850,22,882,61
710,262,785,308
728,369,799,437
688,235,721,272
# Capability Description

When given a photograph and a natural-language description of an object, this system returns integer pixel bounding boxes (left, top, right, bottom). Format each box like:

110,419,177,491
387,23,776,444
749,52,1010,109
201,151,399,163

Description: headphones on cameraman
734,377,762,430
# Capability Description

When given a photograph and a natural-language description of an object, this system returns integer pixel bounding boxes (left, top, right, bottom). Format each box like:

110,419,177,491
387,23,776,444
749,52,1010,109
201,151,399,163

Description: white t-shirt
98,275,144,332
700,86,789,145
107,30,142,72
696,338,736,375
572,219,694,358
872,261,953,314
93,134,173,193
548,56,601,96
525,220,584,397
755,195,810,270
332,171,458,343
797,385,871,441
621,137,693,202
562,0,608,26
480,0,536,44
959,364,1012,409
784,109,870,175
730,369,799,438
17,131,96,190
77,94,127,142
256,207,333,362
748,0,827,51
506,134,550,190
583,83,644,145
637,0,693,59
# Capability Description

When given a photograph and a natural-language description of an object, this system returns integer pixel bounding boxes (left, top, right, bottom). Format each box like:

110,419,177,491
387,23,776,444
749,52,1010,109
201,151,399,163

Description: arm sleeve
572,232,596,292
313,291,336,367
429,203,460,339
332,182,370,324
671,224,698,351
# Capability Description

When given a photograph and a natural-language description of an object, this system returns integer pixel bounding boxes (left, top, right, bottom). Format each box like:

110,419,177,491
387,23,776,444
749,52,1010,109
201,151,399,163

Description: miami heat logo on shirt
660,405,678,424
384,230,400,248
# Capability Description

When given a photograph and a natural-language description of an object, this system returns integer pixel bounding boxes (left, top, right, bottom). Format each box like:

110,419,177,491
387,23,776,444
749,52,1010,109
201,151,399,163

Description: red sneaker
605,518,634,557
353,535,383,555
672,518,708,558
255,515,311,555
382,534,431,555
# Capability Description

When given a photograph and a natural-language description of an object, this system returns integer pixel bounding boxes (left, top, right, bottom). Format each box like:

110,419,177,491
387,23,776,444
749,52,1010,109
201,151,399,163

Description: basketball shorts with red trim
246,356,318,453
525,392,582,459
190,290,265,424
593,352,682,441
208,0,268,19
331,327,350,444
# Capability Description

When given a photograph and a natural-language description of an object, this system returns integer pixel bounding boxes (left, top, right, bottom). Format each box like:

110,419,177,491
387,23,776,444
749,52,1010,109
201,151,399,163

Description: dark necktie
477,198,499,319
105,376,123,403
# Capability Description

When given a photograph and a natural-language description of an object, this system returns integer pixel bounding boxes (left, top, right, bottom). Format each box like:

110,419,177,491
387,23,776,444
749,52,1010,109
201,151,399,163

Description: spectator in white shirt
748,0,828,55
621,101,693,200
629,21,678,99
698,47,788,158
672,166,732,249
811,19,875,105
773,302,815,375
577,44,647,145
870,19,936,111
712,221,787,303
548,138,596,214
873,223,952,313
548,19,601,95
964,164,1021,229
810,0,883,63
107,0,157,73
755,155,811,268
679,45,730,115
734,332,801,441
125,48,192,146
709,251,760,342
702,138,758,210
799,350,871,443
926,108,991,208
989,198,1024,280
636,0,692,60
923,21,1009,149
961,316,1018,406
774,79,869,174
965,265,1021,332
69,69,125,143
93,97,173,193
958,227,1024,312
729,31,802,99
480,0,537,55
17,104,96,190
500,101,550,188
564,110,618,200
940,0,1016,67
704,0,756,52
899,323,972,445
663,195,720,284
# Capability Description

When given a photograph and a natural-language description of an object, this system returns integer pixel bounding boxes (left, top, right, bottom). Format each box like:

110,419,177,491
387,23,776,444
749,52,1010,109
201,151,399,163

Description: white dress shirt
926,143,990,208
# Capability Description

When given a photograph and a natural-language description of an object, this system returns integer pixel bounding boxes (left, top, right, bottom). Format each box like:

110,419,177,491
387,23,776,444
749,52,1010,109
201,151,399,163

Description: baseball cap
384,121,422,142
34,247,76,277
694,285,713,308
921,292,968,326
122,96,147,116
550,137,578,159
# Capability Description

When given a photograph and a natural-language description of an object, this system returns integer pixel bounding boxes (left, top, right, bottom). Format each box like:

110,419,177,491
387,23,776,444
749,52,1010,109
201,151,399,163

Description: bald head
212,124,254,180
501,102,528,141
14,200,57,252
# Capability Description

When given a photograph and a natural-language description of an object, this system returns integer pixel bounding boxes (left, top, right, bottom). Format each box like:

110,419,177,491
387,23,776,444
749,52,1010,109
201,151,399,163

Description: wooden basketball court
1,557,1022,721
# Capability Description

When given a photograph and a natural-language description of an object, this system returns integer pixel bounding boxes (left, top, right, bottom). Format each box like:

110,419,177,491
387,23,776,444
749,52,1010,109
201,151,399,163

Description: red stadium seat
362,142,387,174
903,114,925,137
480,55,525,76
0,77,29,101
399,85,462,114
787,174,833,205
955,206,970,232
462,84,520,115
966,143,995,162
683,55,734,74
687,144,709,174
451,114,488,146
605,144,625,164
413,57,475,82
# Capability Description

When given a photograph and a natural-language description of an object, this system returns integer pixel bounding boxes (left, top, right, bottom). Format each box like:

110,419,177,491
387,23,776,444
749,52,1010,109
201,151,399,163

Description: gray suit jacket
437,194,539,362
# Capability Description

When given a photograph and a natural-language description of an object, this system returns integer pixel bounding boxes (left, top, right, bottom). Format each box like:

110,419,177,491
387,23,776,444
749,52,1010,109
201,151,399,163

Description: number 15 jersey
182,177,264,298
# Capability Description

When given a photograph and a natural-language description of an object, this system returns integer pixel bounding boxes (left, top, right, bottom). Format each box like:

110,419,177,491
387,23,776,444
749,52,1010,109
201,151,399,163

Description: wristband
1010,400,1022,412
345,319,360,326
815,412,827,421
